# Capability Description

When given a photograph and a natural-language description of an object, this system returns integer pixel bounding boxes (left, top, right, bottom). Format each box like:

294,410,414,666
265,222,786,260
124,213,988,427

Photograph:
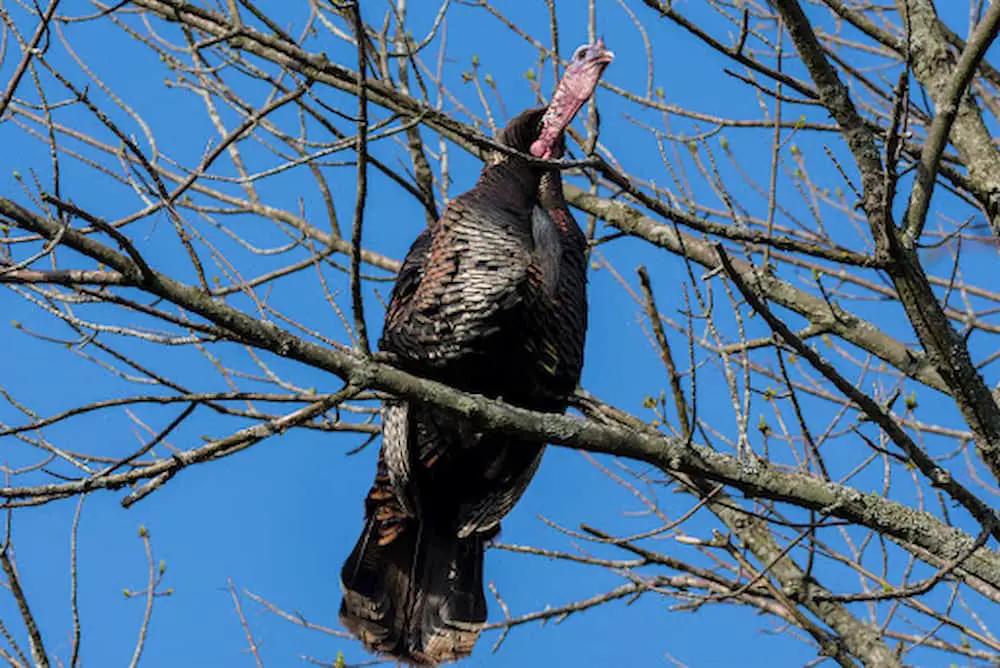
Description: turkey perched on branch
340,39,613,665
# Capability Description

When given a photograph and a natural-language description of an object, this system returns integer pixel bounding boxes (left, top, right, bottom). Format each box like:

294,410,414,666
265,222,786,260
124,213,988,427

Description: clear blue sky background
0,1,992,667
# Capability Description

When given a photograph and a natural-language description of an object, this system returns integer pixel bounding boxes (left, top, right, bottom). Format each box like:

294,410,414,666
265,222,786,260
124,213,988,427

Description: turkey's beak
530,39,614,159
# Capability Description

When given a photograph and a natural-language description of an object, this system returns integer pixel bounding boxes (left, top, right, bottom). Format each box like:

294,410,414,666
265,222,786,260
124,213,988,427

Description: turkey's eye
572,46,587,62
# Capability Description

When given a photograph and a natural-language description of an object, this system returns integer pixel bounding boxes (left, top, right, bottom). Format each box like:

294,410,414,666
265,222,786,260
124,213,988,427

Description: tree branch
904,1,1000,241
898,0,1000,236
2,196,999,595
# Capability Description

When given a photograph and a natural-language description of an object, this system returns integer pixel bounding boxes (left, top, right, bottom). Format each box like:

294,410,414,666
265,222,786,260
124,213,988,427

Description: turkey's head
530,38,614,159
494,39,613,162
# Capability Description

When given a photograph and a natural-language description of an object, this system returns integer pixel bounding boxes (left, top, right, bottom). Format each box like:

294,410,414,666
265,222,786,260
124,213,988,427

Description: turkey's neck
475,157,542,211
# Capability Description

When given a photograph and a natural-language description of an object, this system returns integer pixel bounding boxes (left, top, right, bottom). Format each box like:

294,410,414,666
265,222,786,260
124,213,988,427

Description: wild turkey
340,39,613,665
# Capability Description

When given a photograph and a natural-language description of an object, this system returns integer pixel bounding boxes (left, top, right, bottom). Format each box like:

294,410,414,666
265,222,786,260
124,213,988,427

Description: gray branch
2,196,999,599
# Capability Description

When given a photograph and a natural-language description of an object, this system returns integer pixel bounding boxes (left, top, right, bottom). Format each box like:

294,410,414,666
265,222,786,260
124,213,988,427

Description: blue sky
0,1,995,667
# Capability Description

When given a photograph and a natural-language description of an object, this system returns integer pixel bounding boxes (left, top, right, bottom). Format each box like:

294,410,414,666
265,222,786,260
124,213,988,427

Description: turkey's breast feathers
376,154,587,537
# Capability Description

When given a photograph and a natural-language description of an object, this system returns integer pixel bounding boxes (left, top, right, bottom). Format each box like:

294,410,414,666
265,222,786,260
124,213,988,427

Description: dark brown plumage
340,40,612,666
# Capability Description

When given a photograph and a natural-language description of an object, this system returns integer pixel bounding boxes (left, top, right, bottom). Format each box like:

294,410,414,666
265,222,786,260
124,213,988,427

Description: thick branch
2,196,999,595
899,0,1000,235
904,2,1000,241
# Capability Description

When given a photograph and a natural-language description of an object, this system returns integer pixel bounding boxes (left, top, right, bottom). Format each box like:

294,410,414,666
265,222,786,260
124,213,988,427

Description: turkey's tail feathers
339,514,411,657
340,517,486,666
